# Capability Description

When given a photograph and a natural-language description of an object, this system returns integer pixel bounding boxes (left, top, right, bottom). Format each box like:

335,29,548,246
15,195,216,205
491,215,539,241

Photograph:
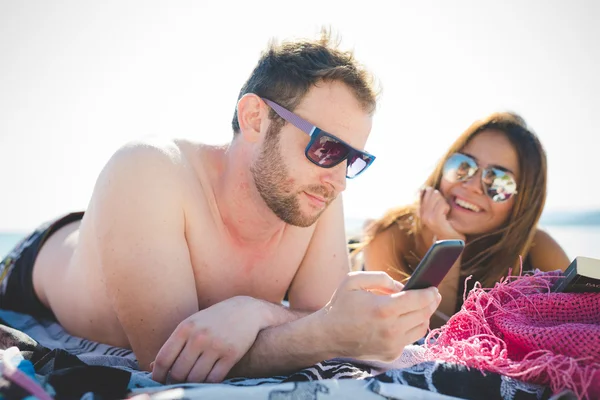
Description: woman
360,112,570,328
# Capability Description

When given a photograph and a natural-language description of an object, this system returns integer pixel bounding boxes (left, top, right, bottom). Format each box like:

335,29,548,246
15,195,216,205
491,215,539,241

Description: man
0,32,441,383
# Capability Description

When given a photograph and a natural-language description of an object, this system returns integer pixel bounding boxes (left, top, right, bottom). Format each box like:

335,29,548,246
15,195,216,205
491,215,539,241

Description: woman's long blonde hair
360,112,548,288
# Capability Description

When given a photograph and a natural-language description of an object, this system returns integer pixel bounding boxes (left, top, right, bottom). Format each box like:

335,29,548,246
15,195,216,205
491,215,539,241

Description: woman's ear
236,94,265,143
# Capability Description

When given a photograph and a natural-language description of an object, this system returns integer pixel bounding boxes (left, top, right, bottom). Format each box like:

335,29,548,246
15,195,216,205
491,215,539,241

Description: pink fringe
423,269,600,400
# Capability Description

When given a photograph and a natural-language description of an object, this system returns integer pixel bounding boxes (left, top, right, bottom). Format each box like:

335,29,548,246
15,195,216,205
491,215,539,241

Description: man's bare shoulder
87,138,209,220
96,137,220,191
91,137,228,223
108,137,188,172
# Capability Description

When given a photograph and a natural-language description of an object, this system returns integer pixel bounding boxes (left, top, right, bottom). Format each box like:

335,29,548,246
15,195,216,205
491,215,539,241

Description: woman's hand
419,187,465,242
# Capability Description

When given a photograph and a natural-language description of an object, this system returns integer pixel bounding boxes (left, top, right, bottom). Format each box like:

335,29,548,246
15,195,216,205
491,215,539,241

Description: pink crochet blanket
422,270,600,399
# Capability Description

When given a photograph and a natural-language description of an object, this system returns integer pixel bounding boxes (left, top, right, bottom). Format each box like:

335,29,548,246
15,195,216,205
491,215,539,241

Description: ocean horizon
1,219,599,262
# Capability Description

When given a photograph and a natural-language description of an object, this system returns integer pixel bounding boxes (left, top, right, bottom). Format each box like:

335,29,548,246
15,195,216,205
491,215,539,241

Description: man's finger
394,307,433,333
404,321,430,345
152,334,186,383
346,271,403,293
187,351,219,383
205,358,235,383
169,338,205,382
369,281,405,295
388,286,440,316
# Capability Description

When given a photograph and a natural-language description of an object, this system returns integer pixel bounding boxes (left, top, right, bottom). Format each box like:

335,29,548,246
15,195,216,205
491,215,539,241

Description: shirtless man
0,33,441,383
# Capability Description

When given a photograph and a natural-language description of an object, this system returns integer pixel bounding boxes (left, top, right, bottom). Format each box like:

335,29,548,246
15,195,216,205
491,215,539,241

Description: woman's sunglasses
442,153,518,202
261,97,376,178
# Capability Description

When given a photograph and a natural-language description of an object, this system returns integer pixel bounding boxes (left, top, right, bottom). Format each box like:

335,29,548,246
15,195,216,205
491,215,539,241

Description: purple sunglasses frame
261,97,376,178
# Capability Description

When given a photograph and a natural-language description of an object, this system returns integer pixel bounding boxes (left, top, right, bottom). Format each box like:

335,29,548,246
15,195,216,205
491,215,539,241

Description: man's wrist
240,297,279,330
309,307,344,358
243,297,303,330
294,307,339,360
225,296,273,330
228,304,340,379
261,304,340,361
233,296,325,336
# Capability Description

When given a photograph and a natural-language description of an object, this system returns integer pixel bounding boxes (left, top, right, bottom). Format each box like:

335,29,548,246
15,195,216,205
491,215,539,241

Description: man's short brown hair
232,30,378,135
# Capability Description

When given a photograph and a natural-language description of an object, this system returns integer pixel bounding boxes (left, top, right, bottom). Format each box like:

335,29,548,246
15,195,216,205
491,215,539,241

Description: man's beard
251,124,334,228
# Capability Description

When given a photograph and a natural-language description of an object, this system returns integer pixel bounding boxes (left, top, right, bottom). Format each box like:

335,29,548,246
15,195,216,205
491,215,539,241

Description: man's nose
322,162,347,194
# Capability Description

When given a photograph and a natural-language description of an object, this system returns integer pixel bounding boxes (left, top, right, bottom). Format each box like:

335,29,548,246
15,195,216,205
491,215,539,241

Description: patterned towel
0,309,557,400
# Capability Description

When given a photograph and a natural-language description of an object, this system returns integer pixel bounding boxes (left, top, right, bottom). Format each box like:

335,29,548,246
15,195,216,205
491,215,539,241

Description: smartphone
402,239,465,291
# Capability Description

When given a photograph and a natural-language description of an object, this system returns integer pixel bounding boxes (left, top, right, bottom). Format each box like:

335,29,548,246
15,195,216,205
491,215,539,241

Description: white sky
0,0,598,232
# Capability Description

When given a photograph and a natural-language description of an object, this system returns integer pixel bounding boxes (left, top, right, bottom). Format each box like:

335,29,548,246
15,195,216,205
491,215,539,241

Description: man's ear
236,94,265,143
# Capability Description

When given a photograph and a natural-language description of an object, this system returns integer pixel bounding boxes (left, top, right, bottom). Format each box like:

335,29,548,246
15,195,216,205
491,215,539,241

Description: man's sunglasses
442,153,518,202
261,97,376,178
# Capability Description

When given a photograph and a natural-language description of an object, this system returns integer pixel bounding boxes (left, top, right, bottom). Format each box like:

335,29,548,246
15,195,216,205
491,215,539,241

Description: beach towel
0,309,554,399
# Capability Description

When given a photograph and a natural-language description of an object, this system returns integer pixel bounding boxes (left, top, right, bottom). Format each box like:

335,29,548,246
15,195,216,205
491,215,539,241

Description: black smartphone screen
402,239,465,291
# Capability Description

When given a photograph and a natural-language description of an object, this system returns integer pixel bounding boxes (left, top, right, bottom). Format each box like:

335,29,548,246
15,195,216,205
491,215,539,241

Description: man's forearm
261,300,312,328
228,308,336,379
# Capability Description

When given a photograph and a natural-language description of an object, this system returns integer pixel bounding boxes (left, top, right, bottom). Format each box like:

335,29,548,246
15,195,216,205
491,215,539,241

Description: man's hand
420,187,465,241
321,271,441,362
151,296,266,384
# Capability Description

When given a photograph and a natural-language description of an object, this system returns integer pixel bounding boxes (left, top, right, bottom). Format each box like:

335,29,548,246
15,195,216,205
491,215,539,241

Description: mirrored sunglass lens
347,153,371,177
307,135,350,166
443,154,476,182
485,169,517,202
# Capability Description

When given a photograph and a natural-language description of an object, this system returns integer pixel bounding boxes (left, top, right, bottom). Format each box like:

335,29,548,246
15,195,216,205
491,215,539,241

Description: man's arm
228,272,439,379
286,195,351,310
259,301,312,326
91,140,199,371
228,307,335,378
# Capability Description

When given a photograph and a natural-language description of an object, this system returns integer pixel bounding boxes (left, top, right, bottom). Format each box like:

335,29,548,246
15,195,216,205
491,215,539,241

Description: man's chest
185,229,312,309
